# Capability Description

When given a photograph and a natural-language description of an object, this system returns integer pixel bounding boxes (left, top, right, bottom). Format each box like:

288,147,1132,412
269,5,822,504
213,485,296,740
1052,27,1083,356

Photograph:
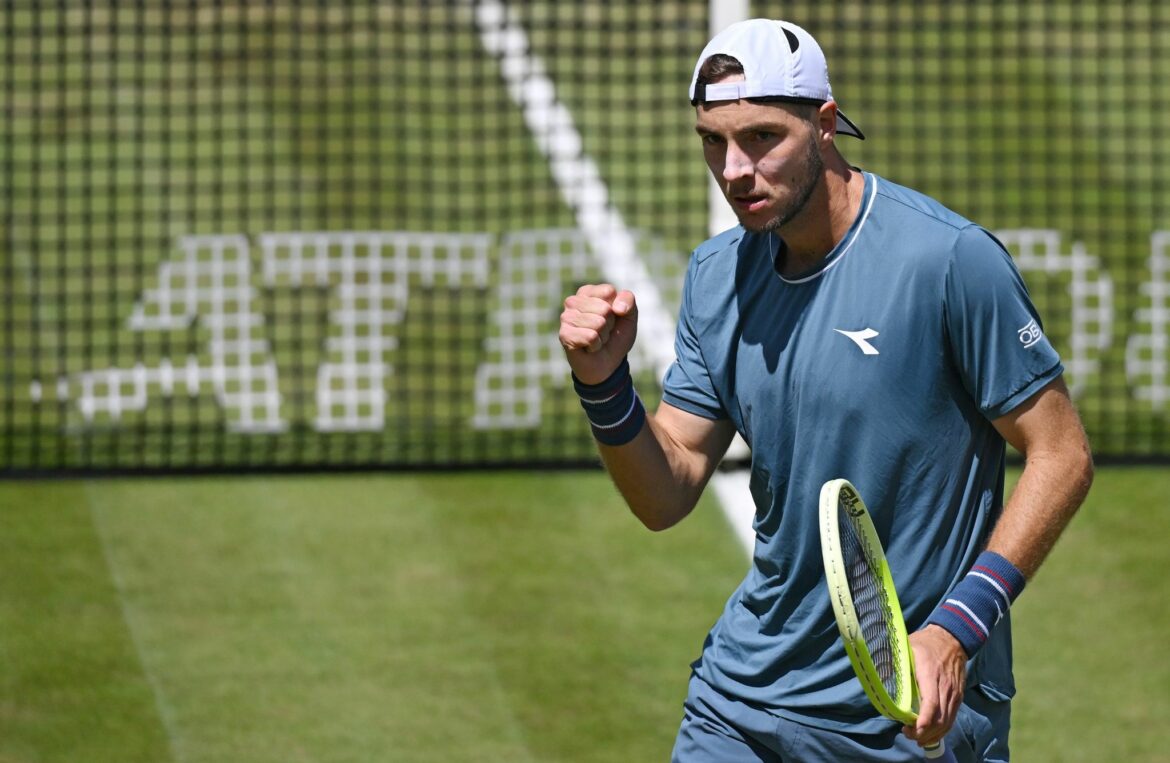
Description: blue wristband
572,358,646,447
927,550,1027,658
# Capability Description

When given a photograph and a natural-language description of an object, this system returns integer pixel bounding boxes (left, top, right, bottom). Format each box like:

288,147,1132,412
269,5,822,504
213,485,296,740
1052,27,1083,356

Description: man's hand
559,284,639,384
905,624,967,749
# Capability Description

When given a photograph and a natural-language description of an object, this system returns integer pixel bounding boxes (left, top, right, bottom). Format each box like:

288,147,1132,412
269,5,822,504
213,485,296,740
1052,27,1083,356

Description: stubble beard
738,133,825,235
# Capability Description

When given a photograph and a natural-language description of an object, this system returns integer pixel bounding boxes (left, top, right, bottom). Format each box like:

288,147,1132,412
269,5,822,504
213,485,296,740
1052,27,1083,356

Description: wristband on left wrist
926,550,1026,658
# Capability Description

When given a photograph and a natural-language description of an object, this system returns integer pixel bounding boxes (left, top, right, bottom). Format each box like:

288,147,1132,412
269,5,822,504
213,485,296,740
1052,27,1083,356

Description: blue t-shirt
661,172,1063,732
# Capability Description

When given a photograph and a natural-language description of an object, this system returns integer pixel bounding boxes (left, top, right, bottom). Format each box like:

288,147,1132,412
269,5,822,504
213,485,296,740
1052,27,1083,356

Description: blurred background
5,0,1169,473
1,2,1167,761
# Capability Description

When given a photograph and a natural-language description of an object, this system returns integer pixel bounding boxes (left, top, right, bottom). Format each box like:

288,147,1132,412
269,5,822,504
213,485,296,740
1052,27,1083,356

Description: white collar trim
779,173,878,285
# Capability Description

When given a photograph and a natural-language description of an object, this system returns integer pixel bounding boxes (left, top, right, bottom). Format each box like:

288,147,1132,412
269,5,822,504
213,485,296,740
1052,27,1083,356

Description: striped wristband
926,550,1027,658
572,358,646,447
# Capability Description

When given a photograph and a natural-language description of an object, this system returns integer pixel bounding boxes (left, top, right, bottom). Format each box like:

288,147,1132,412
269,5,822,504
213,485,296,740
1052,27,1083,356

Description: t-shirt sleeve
944,226,1065,419
660,260,728,420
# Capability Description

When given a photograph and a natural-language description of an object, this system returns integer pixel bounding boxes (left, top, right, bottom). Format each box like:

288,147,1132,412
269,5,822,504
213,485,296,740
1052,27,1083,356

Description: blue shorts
671,673,1011,763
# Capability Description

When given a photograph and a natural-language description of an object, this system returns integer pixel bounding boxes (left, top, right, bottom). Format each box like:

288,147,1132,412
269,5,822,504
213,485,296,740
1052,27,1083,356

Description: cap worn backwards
688,18,864,140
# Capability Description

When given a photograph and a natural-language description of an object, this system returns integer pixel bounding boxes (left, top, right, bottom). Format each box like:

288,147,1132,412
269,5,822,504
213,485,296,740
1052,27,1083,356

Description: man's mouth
732,192,769,213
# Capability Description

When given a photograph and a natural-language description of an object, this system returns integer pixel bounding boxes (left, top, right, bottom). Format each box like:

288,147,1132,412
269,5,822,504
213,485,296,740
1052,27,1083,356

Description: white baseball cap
688,18,865,140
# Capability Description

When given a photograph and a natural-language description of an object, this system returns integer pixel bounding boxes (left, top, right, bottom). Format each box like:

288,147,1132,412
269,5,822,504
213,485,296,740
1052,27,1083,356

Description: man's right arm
560,283,736,531
595,401,736,531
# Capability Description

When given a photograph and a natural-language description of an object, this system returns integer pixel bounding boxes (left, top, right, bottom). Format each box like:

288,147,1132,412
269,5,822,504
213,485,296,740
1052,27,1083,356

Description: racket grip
924,740,957,762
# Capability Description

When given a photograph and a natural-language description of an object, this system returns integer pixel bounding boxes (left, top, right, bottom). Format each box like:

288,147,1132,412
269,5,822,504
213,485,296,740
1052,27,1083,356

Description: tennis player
559,18,1093,763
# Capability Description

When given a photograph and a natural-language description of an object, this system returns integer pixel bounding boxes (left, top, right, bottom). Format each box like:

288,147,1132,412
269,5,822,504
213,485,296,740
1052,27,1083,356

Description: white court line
86,488,187,762
473,1,754,555
710,470,756,555
472,0,676,379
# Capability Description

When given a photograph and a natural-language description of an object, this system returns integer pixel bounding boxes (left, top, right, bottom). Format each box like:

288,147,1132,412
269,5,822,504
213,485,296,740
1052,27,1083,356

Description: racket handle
924,739,957,762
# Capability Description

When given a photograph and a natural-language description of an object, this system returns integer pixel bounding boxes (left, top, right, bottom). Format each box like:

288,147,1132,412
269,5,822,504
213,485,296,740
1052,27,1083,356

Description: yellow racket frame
818,478,920,725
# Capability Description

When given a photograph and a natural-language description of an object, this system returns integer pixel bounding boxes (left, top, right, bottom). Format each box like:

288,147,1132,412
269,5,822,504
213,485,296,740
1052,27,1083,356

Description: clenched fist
559,284,639,385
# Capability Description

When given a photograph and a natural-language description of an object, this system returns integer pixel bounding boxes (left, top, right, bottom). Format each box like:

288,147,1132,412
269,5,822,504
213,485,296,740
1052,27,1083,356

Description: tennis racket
818,478,957,762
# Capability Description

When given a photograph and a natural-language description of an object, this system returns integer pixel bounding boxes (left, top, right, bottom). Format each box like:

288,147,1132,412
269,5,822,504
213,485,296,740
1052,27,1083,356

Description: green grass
1011,466,1170,762
1,466,1167,761
0,470,745,762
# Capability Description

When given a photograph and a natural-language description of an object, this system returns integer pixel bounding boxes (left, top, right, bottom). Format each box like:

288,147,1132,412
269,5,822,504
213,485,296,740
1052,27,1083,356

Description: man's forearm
986,378,1094,578
596,409,733,532
986,438,1093,578
926,378,1093,658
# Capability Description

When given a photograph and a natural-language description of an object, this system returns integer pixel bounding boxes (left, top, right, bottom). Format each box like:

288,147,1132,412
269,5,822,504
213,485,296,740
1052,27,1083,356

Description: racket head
818,478,919,725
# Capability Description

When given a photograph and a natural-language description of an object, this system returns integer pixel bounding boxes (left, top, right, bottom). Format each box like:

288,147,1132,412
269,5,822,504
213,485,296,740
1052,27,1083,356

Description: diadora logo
1018,319,1043,348
834,328,881,356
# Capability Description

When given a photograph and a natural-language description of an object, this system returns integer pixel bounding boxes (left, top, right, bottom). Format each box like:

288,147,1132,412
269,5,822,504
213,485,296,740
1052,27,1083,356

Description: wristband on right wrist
926,550,1026,658
572,358,646,447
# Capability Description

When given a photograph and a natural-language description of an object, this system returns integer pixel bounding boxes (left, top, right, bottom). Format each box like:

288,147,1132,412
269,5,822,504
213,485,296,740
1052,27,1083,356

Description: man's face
694,79,824,234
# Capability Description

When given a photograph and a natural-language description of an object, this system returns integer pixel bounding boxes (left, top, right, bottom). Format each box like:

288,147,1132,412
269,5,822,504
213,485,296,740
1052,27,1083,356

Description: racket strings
838,498,905,703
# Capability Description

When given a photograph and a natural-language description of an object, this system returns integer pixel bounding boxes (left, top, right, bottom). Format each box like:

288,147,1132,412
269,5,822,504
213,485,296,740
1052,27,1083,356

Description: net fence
2,1,1167,473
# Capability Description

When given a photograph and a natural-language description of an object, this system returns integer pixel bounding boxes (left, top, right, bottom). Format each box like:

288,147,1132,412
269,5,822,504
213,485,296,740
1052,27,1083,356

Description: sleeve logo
1018,319,1044,348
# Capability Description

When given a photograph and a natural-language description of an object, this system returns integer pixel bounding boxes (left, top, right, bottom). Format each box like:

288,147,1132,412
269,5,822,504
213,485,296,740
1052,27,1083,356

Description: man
559,17,1092,763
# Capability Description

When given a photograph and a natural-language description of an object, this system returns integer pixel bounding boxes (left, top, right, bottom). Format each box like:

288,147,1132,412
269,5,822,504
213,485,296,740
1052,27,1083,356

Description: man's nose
721,142,754,182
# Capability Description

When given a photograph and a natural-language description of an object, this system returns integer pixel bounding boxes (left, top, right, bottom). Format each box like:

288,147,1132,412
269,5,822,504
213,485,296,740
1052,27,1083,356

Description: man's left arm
906,375,1094,749
984,375,1094,575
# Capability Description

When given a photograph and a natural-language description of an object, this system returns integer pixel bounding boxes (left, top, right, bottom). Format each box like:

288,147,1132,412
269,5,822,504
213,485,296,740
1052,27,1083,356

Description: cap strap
696,81,749,104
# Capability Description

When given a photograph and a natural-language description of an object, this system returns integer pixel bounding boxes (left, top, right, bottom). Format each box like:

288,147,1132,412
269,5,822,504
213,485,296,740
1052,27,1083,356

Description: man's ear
817,101,839,142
